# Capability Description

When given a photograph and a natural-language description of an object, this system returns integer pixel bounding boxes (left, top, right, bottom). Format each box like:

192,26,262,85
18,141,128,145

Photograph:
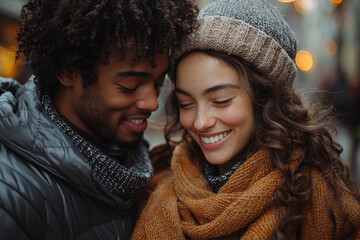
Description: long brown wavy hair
164,50,360,239
16,0,198,95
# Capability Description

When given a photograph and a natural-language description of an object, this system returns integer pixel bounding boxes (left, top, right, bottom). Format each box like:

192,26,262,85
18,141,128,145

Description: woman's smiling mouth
200,130,231,144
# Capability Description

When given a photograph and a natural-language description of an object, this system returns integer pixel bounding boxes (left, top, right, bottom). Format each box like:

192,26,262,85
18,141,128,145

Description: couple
0,0,359,239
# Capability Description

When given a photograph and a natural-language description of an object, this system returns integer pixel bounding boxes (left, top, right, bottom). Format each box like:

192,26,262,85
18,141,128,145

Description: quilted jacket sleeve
0,208,31,240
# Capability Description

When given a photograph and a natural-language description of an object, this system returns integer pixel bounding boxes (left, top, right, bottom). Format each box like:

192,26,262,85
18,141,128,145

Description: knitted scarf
132,143,360,240
42,94,153,204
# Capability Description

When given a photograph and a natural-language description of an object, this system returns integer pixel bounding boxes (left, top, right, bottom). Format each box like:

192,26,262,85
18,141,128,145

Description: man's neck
63,116,131,167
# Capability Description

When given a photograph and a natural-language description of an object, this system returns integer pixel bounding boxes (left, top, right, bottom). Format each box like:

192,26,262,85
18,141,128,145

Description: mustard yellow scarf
132,143,360,239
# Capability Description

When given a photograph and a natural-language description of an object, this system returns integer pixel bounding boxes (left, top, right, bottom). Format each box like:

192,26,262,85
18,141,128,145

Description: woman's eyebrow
175,87,190,96
175,84,240,96
203,84,240,95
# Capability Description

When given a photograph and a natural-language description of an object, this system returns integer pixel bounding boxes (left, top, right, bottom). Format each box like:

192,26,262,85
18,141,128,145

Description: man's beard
107,130,144,149
77,89,147,149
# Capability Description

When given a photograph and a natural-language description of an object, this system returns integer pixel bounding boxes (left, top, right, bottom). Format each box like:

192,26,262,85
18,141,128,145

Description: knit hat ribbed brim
169,0,298,87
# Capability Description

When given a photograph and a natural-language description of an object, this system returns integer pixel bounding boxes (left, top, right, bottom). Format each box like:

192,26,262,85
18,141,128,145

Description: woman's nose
193,106,215,131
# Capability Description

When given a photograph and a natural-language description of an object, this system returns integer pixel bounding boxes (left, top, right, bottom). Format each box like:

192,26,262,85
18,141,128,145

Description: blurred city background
0,0,359,182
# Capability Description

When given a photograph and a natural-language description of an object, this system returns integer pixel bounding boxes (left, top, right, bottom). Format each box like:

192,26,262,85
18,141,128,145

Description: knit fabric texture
203,154,246,193
42,94,153,204
132,143,360,239
169,0,298,88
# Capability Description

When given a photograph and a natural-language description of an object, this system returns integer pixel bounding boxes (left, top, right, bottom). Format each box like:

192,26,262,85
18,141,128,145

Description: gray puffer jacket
0,77,152,240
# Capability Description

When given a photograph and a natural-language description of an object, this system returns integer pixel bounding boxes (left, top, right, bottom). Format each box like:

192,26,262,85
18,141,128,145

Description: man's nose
136,86,159,112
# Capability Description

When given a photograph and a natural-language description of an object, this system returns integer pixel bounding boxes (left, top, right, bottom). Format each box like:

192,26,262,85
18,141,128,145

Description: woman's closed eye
178,102,193,109
214,98,233,105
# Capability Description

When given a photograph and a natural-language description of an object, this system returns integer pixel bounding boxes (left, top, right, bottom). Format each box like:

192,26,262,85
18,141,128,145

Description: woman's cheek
179,111,193,130
220,107,247,126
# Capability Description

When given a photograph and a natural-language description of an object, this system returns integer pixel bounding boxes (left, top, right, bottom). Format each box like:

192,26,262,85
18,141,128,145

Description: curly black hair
16,0,199,95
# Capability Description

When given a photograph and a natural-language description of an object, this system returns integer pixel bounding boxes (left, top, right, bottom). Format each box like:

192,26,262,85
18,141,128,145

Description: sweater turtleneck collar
203,153,247,193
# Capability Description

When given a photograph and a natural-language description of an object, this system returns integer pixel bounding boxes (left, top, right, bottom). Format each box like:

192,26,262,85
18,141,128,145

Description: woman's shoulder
301,167,360,238
307,167,360,222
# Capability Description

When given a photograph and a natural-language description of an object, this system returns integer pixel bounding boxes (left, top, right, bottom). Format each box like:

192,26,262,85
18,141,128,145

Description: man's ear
57,71,81,87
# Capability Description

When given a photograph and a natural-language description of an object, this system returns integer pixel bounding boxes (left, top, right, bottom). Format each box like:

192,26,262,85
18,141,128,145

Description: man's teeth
129,119,144,124
201,131,229,144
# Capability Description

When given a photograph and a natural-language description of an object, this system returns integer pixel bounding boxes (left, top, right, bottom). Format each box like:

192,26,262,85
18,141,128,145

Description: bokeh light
0,17,24,79
296,50,315,72
278,0,295,2
322,38,337,56
329,0,343,6
294,0,316,14
0,46,19,78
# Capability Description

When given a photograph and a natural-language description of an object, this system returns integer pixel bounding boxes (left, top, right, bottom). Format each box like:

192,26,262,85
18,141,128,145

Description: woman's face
176,52,256,174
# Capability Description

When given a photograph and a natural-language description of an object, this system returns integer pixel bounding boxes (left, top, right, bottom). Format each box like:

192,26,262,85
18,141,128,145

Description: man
0,0,198,239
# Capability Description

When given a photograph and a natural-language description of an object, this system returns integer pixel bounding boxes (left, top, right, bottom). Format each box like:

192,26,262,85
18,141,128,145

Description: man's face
63,50,169,147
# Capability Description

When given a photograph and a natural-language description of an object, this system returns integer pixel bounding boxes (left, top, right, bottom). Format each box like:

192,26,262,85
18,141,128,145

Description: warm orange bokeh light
296,50,314,72
329,0,343,5
322,38,337,56
0,46,19,78
294,0,316,14
0,19,23,79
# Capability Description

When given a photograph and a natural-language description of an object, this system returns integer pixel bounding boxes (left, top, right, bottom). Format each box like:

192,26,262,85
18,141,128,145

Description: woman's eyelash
214,98,233,104
179,98,233,108
179,103,192,108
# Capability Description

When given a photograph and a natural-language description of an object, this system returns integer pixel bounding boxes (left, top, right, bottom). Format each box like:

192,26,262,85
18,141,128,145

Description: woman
132,0,360,239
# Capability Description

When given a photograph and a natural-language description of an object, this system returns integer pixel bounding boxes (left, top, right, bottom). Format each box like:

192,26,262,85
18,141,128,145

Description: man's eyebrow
116,71,152,78
116,67,169,79
175,84,240,96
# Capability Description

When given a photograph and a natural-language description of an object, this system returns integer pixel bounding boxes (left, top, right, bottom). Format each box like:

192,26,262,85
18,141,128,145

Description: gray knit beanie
169,0,298,87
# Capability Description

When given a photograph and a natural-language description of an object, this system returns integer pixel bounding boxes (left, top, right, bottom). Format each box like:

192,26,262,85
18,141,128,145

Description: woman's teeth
129,119,144,125
201,131,229,144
